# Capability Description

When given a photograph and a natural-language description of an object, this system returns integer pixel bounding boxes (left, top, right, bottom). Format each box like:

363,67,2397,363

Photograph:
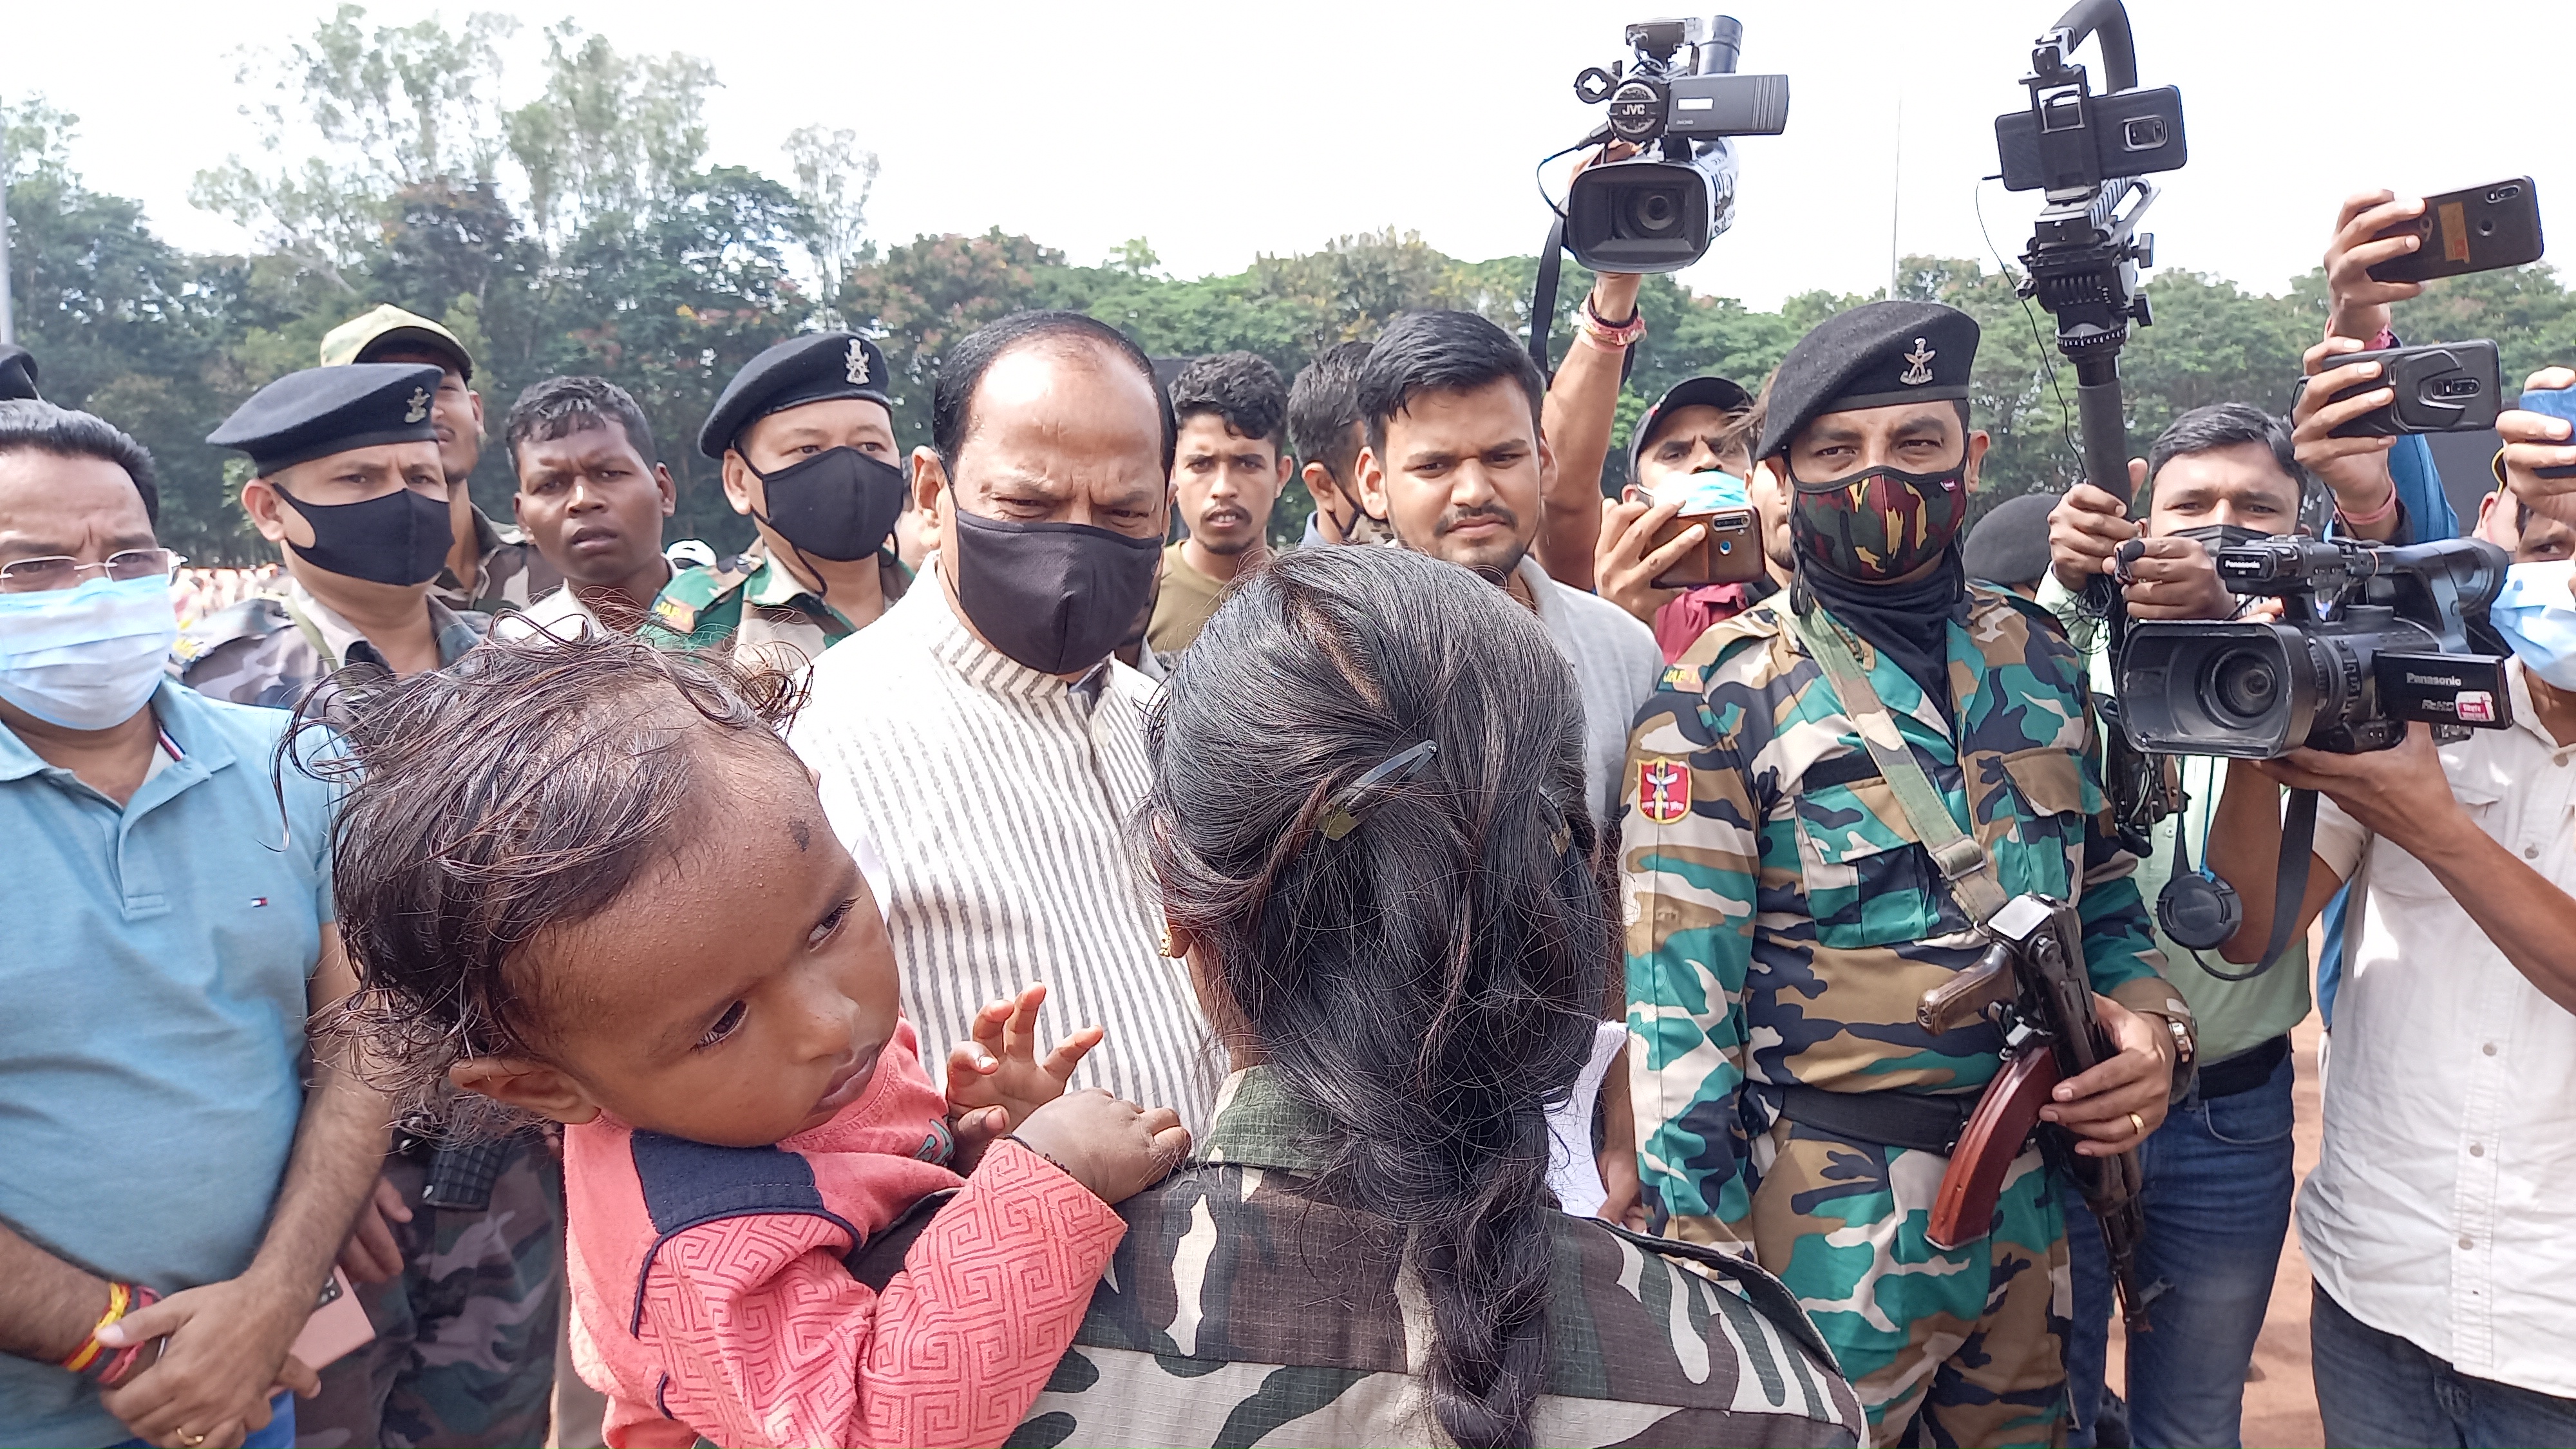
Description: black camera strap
2192,786,2318,983
1528,216,1569,377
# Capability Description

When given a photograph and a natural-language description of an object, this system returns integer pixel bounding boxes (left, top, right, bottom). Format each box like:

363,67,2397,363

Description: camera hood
2117,621,2320,759
1566,149,1734,274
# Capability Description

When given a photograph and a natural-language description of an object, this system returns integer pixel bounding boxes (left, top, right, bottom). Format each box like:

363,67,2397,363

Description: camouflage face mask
1785,462,1968,582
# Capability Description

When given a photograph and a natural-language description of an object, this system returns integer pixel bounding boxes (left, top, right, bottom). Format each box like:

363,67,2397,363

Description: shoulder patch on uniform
1638,757,1692,824
646,560,753,639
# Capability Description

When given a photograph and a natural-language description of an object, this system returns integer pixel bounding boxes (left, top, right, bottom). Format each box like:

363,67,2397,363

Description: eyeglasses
0,548,187,594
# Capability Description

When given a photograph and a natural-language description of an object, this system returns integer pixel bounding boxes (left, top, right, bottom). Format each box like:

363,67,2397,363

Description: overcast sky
9,1,2567,310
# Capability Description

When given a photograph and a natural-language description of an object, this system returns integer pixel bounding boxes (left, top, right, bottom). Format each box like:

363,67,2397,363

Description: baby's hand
945,983,1103,1148
1010,1090,1191,1206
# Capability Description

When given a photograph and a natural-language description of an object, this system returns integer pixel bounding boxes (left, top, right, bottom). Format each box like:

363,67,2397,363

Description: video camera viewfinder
2117,536,2514,757
1565,16,1789,274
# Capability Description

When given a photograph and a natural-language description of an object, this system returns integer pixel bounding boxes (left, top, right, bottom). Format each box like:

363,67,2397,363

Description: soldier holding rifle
1619,299,2193,1447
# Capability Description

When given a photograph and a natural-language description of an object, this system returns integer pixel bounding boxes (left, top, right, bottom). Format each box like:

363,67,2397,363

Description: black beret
0,345,37,402
206,363,444,475
697,332,893,459
1756,300,1978,461
1962,491,2058,589
1630,374,1753,480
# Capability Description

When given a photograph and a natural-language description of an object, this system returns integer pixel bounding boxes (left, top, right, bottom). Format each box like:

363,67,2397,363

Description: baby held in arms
292,636,1188,1449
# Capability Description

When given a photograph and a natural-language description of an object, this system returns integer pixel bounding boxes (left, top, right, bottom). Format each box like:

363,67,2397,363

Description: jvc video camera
1565,17,1788,273
2117,536,2514,757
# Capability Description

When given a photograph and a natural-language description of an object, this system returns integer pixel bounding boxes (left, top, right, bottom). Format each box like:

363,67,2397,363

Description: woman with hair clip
1013,545,1862,1448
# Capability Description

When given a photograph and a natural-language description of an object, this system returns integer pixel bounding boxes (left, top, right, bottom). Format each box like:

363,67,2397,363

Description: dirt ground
2104,1012,2328,1448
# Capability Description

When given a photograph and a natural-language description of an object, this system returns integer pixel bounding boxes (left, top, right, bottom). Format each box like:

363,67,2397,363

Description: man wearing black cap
639,331,911,670
321,304,560,616
1964,491,2058,599
1618,299,2192,1446
178,365,489,701
1592,374,1792,661
0,345,40,402
184,368,567,1449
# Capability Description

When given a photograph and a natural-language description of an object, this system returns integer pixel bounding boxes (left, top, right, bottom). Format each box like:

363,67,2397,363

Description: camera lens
2202,646,2281,725
1623,187,1683,238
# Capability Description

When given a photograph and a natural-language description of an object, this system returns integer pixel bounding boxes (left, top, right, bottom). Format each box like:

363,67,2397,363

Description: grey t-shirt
1516,557,1665,828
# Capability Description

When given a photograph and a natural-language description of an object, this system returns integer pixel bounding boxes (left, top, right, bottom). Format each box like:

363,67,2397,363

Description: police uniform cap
321,303,475,383
1962,491,2058,589
1755,299,1979,462
697,332,893,460
1631,374,1753,480
206,363,446,476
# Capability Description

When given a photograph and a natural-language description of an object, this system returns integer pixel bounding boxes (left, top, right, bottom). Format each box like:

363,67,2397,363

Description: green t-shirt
2037,573,2312,1063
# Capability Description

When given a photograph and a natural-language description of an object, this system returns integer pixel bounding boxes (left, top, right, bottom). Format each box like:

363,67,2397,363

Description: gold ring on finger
2128,1111,2145,1135
180,1432,206,1448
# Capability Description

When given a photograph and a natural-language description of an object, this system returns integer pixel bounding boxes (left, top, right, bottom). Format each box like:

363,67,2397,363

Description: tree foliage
12,11,2576,562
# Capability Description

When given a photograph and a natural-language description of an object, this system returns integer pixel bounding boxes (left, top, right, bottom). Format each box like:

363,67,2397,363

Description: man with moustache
496,376,679,639
319,305,558,616
180,368,566,1449
1147,352,1291,654
641,332,911,670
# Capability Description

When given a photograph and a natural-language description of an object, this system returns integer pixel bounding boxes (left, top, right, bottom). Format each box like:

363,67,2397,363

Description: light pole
0,96,14,345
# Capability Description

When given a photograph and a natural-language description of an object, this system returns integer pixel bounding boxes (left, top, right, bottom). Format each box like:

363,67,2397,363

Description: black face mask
2170,523,2269,556
271,481,454,587
945,499,1163,676
750,447,909,564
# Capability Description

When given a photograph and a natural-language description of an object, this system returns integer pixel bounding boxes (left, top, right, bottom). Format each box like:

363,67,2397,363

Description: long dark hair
1141,545,1609,1448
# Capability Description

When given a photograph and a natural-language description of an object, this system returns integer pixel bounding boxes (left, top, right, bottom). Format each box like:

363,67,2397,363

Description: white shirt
788,558,1218,1133
2300,659,2576,1397
493,583,605,641
1514,556,1664,828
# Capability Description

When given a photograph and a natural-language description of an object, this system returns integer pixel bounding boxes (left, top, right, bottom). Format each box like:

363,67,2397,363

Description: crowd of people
3,179,2573,1449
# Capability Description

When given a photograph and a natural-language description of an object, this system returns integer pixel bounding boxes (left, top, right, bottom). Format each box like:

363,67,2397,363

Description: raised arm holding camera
2202,384,2576,1448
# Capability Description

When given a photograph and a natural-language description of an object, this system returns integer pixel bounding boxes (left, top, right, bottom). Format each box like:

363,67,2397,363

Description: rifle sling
1790,604,2011,925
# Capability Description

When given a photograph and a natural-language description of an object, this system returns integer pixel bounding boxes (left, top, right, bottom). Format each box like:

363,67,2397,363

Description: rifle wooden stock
1926,1048,2061,1251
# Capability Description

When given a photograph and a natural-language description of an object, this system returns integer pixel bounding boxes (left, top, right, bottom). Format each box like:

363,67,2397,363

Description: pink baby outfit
562,1019,1122,1448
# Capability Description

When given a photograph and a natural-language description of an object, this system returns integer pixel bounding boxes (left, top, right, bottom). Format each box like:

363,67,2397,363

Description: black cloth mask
945,500,1163,676
750,447,909,564
1797,546,1969,718
2168,523,2268,557
270,481,454,587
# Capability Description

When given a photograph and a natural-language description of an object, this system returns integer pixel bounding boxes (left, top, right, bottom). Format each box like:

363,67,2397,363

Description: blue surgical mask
2490,559,2576,690
0,574,178,730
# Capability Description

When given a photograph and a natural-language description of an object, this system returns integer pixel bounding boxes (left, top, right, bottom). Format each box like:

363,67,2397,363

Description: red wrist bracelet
2339,484,2401,529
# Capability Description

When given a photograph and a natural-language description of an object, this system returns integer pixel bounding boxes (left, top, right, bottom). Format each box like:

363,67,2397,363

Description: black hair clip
1320,741,1438,841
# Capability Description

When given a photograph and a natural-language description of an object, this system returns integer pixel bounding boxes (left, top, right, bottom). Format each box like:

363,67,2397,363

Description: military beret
697,332,892,459
1962,491,2058,589
1755,299,1979,461
1630,374,1753,480
0,345,37,402
206,363,444,475
322,303,475,382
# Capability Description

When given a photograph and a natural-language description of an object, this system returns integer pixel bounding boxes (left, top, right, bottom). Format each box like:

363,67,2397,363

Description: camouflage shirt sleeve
1622,630,1776,1232
2068,682,2183,1019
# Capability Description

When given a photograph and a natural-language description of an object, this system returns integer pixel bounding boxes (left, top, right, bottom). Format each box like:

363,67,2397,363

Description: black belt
2196,1033,2291,1101
1765,1083,1982,1157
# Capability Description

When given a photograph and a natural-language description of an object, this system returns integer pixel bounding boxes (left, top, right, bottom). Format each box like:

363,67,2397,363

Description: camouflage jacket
1620,588,2183,1229
637,541,907,674
1013,1067,1864,1448
173,580,489,709
430,504,560,617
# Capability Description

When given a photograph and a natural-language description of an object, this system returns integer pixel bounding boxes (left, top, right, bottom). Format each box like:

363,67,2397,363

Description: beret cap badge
1900,339,1936,386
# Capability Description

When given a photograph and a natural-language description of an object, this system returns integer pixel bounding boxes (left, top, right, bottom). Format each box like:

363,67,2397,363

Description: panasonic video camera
1564,17,1788,273
2116,535,2514,757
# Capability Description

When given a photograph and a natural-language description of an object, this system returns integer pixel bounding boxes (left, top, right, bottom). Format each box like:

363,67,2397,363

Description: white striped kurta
789,558,1218,1134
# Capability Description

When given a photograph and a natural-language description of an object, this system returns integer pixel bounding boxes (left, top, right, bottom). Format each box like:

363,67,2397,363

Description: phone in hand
2363,178,2544,285
2517,384,2576,480
287,1269,374,1371
2298,340,2503,437
1641,504,1770,587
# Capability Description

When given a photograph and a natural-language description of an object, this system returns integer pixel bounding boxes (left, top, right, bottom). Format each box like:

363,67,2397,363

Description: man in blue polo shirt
0,395,384,1449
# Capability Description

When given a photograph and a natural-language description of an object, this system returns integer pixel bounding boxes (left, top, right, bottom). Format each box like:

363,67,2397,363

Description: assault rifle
1917,893,2164,1332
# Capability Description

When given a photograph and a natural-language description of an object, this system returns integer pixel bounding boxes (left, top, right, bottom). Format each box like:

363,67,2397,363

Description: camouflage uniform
172,580,489,708
636,538,907,672
431,504,560,618
1620,589,2186,1447
1015,1067,1865,1447
294,1137,564,1449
